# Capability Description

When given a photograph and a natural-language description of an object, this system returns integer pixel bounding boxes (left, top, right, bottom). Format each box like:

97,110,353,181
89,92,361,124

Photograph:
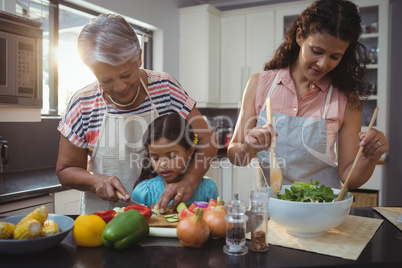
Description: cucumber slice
166,217,180,223
176,202,187,213
163,214,176,218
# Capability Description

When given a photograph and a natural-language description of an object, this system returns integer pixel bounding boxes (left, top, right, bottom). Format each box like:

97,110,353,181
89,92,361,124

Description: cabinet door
232,158,259,205
54,189,81,215
246,10,276,80
179,5,221,107
220,14,246,106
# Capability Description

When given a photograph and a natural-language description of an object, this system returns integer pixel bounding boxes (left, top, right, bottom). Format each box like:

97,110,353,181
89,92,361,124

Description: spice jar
249,190,269,252
223,193,248,256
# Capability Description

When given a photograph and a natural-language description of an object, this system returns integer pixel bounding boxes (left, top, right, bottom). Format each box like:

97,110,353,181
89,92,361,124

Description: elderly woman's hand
94,175,130,203
154,179,196,213
359,128,389,160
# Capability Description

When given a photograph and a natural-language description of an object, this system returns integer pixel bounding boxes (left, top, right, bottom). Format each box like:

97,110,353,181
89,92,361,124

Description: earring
181,158,192,174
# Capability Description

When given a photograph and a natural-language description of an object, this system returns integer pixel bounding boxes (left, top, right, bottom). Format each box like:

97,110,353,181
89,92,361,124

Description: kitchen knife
115,190,141,205
115,190,160,216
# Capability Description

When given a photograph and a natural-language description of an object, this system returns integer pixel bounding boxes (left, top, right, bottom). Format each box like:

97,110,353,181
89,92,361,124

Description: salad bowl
264,185,354,237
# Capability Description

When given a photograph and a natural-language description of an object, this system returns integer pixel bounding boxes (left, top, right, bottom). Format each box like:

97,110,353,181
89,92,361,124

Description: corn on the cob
14,219,42,239
17,205,48,227
41,220,60,237
0,222,16,239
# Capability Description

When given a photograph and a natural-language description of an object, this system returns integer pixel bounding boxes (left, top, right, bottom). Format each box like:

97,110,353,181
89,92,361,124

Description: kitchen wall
0,0,401,205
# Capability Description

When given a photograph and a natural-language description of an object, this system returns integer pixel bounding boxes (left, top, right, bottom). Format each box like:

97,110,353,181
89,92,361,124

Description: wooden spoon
337,107,379,201
266,98,283,195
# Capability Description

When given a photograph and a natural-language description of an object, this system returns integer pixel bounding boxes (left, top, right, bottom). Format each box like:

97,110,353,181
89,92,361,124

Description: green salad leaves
276,180,346,203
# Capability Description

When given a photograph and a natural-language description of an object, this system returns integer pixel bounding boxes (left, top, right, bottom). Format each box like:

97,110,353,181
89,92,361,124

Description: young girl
132,112,219,207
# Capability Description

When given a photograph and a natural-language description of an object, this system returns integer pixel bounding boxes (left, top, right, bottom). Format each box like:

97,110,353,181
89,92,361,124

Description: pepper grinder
249,190,269,252
223,193,248,256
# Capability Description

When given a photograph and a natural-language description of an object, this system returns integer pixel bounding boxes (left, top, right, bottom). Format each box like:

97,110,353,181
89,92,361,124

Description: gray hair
77,14,141,67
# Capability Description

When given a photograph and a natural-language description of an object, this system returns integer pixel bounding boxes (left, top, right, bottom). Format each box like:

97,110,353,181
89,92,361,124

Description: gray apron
256,72,340,189
81,78,159,214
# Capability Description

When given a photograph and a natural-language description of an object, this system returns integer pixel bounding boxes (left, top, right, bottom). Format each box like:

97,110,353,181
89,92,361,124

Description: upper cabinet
220,10,275,107
179,5,221,108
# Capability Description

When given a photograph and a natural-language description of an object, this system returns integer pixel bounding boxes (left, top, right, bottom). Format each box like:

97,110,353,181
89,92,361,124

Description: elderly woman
56,14,217,214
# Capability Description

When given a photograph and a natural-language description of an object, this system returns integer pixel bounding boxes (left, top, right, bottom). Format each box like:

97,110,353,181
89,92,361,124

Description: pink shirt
255,67,347,158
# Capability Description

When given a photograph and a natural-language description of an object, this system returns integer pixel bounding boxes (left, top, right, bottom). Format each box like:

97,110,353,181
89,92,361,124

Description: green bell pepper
101,209,149,250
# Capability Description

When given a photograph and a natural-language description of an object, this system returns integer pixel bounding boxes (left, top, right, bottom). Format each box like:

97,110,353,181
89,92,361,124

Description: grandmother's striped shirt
58,69,196,151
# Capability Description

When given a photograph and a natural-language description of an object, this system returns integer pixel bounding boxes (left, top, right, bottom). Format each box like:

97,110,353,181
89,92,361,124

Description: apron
81,78,159,214
256,72,341,190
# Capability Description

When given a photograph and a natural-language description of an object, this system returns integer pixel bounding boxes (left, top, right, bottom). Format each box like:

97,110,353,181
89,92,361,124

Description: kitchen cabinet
179,5,221,108
206,158,259,205
0,195,54,216
220,10,275,107
53,189,81,215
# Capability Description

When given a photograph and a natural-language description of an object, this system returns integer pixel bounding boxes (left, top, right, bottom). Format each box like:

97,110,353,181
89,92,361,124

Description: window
16,0,152,116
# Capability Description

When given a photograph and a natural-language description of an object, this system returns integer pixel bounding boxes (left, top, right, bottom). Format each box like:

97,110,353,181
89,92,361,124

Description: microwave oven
0,11,42,108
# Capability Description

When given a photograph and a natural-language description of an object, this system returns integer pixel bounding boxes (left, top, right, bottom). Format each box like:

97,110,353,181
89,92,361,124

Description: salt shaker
223,193,248,256
249,190,269,252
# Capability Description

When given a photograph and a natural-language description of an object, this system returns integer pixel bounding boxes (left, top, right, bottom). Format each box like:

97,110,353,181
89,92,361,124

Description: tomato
123,204,152,220
178,208,195,220
92,209,116,223
205,198,218,212
188,203,197,213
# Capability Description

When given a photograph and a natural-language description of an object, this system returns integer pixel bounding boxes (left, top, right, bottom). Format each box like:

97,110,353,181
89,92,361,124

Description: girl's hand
154,180,195,213
242,124,277,156
359,128,389,160
94,175,130,203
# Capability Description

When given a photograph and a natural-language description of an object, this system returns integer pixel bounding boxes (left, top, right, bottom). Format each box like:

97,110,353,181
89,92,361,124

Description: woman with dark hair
228,0,388,190
132,113,218,207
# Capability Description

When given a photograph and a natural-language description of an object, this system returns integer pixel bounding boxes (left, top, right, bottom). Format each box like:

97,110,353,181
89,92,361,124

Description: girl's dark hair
134,112,195,187
265,0,368,102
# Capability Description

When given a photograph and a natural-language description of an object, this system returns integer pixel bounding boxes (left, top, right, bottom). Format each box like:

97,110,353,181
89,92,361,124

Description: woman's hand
359,128,389,160
94,175,131,203
242,124,277,157
154,180,196,213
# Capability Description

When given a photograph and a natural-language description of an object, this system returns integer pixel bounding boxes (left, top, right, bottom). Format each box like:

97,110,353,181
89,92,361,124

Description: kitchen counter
1,207,401,267
0,168,68,204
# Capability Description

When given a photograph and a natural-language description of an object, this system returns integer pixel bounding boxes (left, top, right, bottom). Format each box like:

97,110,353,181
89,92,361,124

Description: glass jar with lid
249,190,269,252
223,193,248,256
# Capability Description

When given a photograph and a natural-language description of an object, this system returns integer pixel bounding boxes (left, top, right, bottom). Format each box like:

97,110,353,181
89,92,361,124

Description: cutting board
147,214,178,228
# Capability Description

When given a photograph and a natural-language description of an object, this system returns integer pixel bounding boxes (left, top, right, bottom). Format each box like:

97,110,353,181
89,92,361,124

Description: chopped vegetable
93,209,117,223
123,204,152,220
277,180,347,202
178,208,195,220
205,198,218,212
101,210,149,250
73,214,107,247
203,197,227,239
193,201,208,208
176,202,187,213
177,207,210,248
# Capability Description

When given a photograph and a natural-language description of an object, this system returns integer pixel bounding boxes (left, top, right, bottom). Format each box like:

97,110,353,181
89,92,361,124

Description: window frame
43,0,153,116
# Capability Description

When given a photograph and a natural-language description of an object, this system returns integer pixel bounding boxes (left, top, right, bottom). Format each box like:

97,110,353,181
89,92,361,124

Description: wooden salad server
266,98,283,195
337,107,379,201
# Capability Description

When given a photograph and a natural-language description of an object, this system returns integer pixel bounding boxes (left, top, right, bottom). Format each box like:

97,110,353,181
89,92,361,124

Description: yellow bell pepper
73,214,106,247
